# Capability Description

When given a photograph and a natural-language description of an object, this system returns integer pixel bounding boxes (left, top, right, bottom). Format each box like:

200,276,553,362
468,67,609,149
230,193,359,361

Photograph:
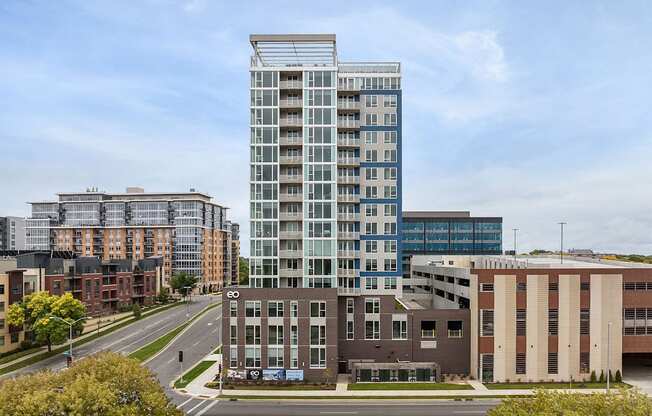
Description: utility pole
607,321,612,393
512,228,519,262
558,222,567,264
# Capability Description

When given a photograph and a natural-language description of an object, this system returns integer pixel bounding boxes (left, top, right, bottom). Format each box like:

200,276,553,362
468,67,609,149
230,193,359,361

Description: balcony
279,212,303,221
337,231,360,240
337,212,360,221
337,119,360,129
280,80,303,89
337,101,360,111
337,176,359,185
337,268,358,278
279,175,302,184
279,231,302,239
280,99,303,109
279,136,303,146
337,250,360,258
337,157,359,166
279,156,303,165
279,250,302,259
338,287,362,296
337,137,360,147
337,194,360,203
280,118,303,128
279,193,302,203
279,268,303,278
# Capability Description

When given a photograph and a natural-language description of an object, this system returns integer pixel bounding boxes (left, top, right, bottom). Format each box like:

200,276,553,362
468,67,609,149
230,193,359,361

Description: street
174,399,498,416
1,295,217,378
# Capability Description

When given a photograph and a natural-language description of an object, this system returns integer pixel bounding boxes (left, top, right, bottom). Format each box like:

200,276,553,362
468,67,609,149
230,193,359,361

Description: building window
310,347,326,368
0,335,4,346
0,319,4,330
0,302,4,312
447,320,463,338
310,301,326,317
481,354,494,383
384,277,397,290
290,301,298,318
10,332,19,344
229,347,238,368
481,310,494,336
365,298,380,314
268,301,284,317
365,277,378,290
346,320,354,340
346,298,354,314
268,347,284,368
516,353,526,375
549,309,559,336
580,352,590,374
365,320,380,340
230,301,237,317
310,325,326,345
268,325,284,345
549,282,559,291
548,353,558,374
290,348,298,369
392,318,408,340
516,309,527,336
480,283,494,292
0,284,4,295
290,325,298,346
245,325,261,345
230,325,237,345
421,320,436,338
580,281,590,291
516,282,527,291
244,347,261,368
580,309,590,335
245,301,261,317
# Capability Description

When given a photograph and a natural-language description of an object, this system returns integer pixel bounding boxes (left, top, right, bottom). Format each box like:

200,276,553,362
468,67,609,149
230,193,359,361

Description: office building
0,216,26,251
25,188,237,291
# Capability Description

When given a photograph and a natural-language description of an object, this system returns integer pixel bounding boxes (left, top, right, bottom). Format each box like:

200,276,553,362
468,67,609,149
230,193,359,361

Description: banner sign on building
262,369,285,381
285,369,304,381
246,369,262,380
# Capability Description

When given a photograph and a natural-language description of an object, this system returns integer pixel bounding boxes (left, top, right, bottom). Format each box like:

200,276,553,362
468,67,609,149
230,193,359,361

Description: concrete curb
142,300,222,365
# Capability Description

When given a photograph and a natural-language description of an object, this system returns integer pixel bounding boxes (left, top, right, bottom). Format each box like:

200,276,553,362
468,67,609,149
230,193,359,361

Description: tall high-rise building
25,187,236,290
248,34,402,295
0,216,26,251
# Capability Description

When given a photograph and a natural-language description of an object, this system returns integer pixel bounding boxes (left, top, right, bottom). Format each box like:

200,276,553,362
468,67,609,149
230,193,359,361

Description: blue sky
1,1,652,256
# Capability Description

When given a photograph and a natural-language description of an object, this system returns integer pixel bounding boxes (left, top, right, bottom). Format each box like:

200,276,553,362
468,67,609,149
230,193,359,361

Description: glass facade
401,217,502,255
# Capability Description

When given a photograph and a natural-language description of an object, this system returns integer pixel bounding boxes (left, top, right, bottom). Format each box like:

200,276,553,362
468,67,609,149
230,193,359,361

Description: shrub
615,370,623,383
132,303,142,320
19,340,33,350
590,371,597,383
599,370,605,383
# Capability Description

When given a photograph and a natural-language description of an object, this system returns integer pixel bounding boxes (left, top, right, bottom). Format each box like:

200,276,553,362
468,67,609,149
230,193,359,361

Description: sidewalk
0,302,180,371
179,353,223,397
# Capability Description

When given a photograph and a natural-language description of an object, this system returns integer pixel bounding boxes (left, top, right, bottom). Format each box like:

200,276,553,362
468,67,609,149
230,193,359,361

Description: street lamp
182,285,193,319
607,321,612,393
49,316,87,364
512,228,519,262
558,222,567,264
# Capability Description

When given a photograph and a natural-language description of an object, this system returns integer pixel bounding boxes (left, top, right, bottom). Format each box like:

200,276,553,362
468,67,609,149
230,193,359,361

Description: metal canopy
250,34,337,67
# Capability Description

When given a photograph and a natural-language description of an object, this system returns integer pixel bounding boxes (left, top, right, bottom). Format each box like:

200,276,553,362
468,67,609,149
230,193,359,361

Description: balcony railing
279,268,302,277
279,231,302,239
280,80,303,89
279,212,303,221
280,99,303,108
337,231,360,240
337,101,361,110
279,136,303,146
337,157,360,166
337,119,360,129
337,212,360,221
337,194,360,203
280,118,303,127
337,176,359,185
338,287,362,296
279,156,303,164
279,194,302,203
337,250,360,258
337,137,360,147
279,250,302,259
279,175,302,183
337,268,358,278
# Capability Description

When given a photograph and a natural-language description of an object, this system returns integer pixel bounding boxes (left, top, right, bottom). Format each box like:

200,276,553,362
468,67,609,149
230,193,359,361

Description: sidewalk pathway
336,374,349,393
178,354,223,397
468,380,489,391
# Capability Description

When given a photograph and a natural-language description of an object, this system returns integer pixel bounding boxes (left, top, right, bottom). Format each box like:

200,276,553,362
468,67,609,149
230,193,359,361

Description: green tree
169,272,197,296
7,292,86,352
0,352,182,415
156,287,171,304
238,257,249,285
488,388,652,416
132,303,142,320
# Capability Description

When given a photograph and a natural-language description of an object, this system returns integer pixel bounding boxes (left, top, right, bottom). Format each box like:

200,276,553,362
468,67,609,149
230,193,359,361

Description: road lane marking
187,400,207,414
453,412,487,414
177,397,194,408
195,400,219,416
319,412,358,415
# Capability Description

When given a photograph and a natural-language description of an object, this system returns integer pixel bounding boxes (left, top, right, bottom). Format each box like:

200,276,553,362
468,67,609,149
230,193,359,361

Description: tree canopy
488,389,652,416
238,257,249,285
169,272,197,296
0,352,181,416
7,292,86,352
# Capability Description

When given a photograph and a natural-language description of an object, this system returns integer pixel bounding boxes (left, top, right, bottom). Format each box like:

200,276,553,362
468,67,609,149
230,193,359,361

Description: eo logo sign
226,291,240,299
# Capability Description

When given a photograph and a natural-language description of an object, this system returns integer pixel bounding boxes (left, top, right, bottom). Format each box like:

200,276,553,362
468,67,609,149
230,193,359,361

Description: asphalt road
1,294,217,378
174,400,499,416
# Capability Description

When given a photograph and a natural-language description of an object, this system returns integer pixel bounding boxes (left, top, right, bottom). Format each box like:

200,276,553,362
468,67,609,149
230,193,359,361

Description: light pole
512,228,519,262
182,285,193,319
49,316,87,364
607,321,612,393
558,222,567,264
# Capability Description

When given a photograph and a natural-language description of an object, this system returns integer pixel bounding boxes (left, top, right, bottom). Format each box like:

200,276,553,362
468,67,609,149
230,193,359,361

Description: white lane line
194,400,219,416
186,400,207,414
177,397,194,408
453,412,487,414
191,340,202,347
319,413,358,415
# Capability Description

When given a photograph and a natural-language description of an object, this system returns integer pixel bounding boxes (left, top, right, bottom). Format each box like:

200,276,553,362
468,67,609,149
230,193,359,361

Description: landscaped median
174,360,217,388
129,301,222,363
0,301,184,376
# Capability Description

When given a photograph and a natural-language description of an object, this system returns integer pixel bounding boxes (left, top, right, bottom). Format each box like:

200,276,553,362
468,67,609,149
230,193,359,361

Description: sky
1,0,652,256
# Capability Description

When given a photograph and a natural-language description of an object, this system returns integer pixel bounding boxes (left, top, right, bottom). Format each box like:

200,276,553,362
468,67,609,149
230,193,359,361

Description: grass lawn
0,301,183,376
219,394,527,400
213,345,222,354
129,301,221,362
0,347,44,366
486,382,631,390
174,360,216,388
348,382,473,391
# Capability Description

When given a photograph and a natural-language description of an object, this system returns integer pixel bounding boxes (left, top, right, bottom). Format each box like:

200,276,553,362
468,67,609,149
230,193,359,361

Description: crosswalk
177,397,219,416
